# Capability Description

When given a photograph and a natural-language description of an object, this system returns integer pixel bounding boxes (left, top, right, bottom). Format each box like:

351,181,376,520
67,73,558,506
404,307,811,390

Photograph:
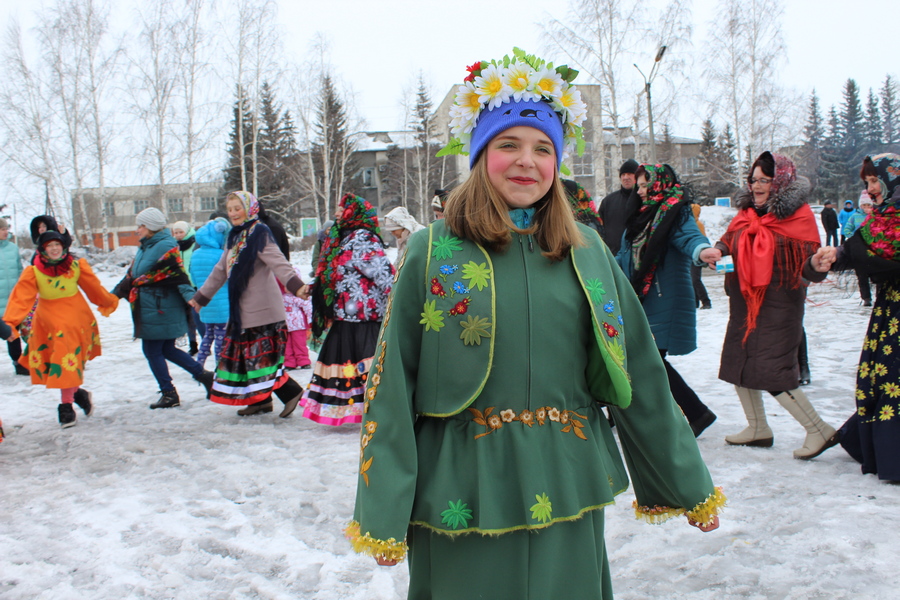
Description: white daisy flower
503,60,540,102
552,84,587,127
473,63,512,110
532,67,564,100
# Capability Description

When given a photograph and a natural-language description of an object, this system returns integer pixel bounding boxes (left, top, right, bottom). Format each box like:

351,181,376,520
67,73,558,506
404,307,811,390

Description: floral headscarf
626,164,688,298
748,151,796,197
224,190,274,334
311,194,384,337
857,154,900,261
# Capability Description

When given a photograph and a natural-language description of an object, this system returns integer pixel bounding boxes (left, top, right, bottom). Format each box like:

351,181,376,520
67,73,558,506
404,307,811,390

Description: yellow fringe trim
344,521,408,562
633,486,727,526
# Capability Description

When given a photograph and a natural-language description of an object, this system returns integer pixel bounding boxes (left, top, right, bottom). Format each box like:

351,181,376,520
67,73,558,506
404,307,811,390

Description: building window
362,168,375,188
200,197,217,212
103,201,116,217
134,199,149,214
683,156,700,175
167,198,184,213
572,142,594,177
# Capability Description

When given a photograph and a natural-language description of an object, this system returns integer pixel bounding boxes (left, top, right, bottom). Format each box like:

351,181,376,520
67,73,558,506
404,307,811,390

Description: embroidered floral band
633,486,727,527
468,406,589,440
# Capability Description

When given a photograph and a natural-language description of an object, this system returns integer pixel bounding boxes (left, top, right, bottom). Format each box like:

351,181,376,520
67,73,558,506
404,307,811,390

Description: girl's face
862,203,874,215
44,240,64,260
226,198,248,226
636,174,648,201
38,222,47,234
750,167,773,207
173,228,186,241
136,224,151,239
485,126,556,209
866,175,884,204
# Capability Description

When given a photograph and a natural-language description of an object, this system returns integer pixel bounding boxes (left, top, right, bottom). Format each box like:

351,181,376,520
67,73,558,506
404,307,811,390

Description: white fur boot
773,388,839,459
725,386,774,447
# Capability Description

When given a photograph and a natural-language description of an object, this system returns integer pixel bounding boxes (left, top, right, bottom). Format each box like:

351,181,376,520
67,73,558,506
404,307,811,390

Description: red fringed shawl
720,203,820,341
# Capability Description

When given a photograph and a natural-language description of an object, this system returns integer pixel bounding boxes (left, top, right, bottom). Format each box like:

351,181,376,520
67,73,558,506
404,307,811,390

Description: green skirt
407,508,612,600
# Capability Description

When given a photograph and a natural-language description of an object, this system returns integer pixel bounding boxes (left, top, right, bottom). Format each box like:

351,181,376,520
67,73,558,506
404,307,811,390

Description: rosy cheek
485,151,508,179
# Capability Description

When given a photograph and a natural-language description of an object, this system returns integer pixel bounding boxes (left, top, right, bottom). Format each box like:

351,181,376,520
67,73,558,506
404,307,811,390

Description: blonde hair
443,157,584,261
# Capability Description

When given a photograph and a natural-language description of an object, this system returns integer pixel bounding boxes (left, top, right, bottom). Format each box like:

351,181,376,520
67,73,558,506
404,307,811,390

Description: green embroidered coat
349,221,721,560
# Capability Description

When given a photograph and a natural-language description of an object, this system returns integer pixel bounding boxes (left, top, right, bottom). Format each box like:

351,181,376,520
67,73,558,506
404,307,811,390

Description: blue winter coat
190,219,230,325
842,208,870,238
128,230,195,340
0,239,23,313
838,207,855,231
616,204,711,356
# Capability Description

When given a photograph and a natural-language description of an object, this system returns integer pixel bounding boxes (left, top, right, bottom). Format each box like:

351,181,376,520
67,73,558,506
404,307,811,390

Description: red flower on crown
464,61,483,83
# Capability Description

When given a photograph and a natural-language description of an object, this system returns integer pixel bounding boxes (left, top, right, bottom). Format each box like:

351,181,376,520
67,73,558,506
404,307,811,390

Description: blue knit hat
468,98,564,169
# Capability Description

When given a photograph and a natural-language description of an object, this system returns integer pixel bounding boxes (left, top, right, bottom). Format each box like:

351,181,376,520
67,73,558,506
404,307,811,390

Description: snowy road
2,249,899,599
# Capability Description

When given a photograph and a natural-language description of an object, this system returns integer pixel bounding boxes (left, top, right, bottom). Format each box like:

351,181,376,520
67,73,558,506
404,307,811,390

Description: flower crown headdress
438,48,588,168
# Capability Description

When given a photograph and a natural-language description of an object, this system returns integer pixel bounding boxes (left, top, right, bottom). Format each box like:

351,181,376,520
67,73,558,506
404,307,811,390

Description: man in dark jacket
820,201,839,246
597,158,638,254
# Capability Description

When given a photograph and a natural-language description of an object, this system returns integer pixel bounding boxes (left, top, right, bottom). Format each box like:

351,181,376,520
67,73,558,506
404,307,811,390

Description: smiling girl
3,232,118,428
346,50,724,599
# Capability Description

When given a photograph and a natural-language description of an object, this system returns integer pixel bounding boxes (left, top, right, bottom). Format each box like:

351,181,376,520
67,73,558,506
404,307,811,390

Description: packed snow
2,229,899,600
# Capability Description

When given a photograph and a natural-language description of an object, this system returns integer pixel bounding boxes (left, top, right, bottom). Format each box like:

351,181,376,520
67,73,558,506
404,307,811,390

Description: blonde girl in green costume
347,49,724,599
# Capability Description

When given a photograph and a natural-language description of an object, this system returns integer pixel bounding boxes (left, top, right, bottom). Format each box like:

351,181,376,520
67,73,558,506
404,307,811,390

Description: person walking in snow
838,199,855,243
189,217,231,369
114,208,214,409
3,231,119,428
820,200,840,247
189,191,308,418
598,158,638,254
810,153,900,482
299,193,394,426
615,163,720,437
716,151,838,459
0,218,27,376
347,50,723,600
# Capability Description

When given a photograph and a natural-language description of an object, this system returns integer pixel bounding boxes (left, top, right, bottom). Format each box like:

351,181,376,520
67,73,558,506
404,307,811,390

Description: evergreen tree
312,74,356,218
839,79,864,152
817,105,846,205
657,123,675,166
864,88,883,147
799,90,824,193
881,74,899,145
223,85,254,197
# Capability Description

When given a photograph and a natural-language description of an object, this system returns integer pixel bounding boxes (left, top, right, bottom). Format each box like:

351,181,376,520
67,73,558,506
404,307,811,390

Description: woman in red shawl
811,153,900,481
716,151,838,459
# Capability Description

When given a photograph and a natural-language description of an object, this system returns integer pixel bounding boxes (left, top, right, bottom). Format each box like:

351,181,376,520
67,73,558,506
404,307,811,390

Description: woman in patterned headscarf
717,151,838,459
299,193,395,426
616,163,720,437
810,153,900,481
190,191,309,418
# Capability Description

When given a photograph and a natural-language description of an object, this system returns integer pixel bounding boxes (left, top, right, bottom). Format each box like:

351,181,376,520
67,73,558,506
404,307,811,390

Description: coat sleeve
3,266,37,328
605,247,725,525
669,205,712,265
76,259,119,314
345,229,428,562
258,239,304,295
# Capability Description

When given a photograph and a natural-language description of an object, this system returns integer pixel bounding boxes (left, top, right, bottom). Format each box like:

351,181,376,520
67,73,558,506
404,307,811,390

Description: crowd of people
1,50,897,600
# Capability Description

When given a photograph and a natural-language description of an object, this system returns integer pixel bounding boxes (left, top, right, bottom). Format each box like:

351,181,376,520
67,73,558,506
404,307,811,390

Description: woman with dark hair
811,153,900,481
717,151,837,459
189,191,308,418
299,193,394,426
347,50,722,599
616,163,720,436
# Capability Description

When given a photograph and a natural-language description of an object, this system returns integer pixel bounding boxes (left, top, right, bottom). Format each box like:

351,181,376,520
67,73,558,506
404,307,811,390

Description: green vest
410,221,632,417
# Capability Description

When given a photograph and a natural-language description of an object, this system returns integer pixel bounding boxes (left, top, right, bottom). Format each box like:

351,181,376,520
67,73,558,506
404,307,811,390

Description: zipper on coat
518,235,532,408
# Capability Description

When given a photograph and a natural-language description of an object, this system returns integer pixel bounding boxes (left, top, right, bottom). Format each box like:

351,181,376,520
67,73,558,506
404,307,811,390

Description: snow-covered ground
3,238,899,600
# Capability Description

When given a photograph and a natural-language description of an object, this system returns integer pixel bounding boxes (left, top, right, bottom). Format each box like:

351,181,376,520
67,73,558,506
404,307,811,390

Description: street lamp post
634,45,667,165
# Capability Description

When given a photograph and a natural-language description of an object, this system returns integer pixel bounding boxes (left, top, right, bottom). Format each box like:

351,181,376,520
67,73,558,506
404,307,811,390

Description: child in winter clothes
3,232,119,428
281,265,312,369
189,218,231,368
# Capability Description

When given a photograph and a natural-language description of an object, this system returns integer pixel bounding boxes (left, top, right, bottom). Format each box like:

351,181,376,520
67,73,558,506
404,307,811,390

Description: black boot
58,403,77,428
73,388,93,416
189,339,199,356
14,362,29,376
194,371,214,399
149,389,180,409
237,399,273,416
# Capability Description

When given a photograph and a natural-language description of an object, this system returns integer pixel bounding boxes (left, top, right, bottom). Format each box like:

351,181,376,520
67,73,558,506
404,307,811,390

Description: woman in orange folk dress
3,232,119,428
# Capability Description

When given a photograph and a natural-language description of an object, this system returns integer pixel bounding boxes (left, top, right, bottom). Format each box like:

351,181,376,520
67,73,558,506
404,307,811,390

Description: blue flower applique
603,300,615,314
617,315,624,326
452,281,470,295
439,264,459,281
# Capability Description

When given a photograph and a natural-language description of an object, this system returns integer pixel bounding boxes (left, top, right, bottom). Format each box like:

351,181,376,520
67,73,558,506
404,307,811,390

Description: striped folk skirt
299,320,380,426
210,321,289,406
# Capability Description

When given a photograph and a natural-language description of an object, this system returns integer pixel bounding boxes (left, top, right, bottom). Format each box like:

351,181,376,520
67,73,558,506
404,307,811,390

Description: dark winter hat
823,201,833,207
619,159,639,175
37,231,66,251
469,98,564,169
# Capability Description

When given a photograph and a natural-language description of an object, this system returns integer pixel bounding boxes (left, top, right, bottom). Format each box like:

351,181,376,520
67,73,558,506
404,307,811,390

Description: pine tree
256,82,288,204
864,88,883,147
799,90,824,192
312,74,356,218
817,105,846,205
223,85,255,197
839,79,864,153
881,74,899,145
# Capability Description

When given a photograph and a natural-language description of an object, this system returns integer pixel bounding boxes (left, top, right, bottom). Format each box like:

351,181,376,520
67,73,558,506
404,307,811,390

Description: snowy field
3,232,900,600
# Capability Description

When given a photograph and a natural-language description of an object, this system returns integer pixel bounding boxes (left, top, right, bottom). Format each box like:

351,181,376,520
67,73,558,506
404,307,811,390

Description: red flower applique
602,322,620,338
449,297,470,316
431,277,446,297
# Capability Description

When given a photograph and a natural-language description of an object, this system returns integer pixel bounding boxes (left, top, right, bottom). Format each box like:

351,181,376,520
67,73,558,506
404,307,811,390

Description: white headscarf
382,206,425,235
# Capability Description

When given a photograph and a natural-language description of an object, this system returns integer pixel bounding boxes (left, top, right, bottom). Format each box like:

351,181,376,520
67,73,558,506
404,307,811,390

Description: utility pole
634,46,667,165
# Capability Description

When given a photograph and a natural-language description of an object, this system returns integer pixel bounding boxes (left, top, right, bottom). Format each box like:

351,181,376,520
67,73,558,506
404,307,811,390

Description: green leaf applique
530,492,552,524
419,300,445,332
585,278,605,304
440,499,474,530
432,235,463,261
460,315,492,346
462,261,491,292
607,338,625,366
